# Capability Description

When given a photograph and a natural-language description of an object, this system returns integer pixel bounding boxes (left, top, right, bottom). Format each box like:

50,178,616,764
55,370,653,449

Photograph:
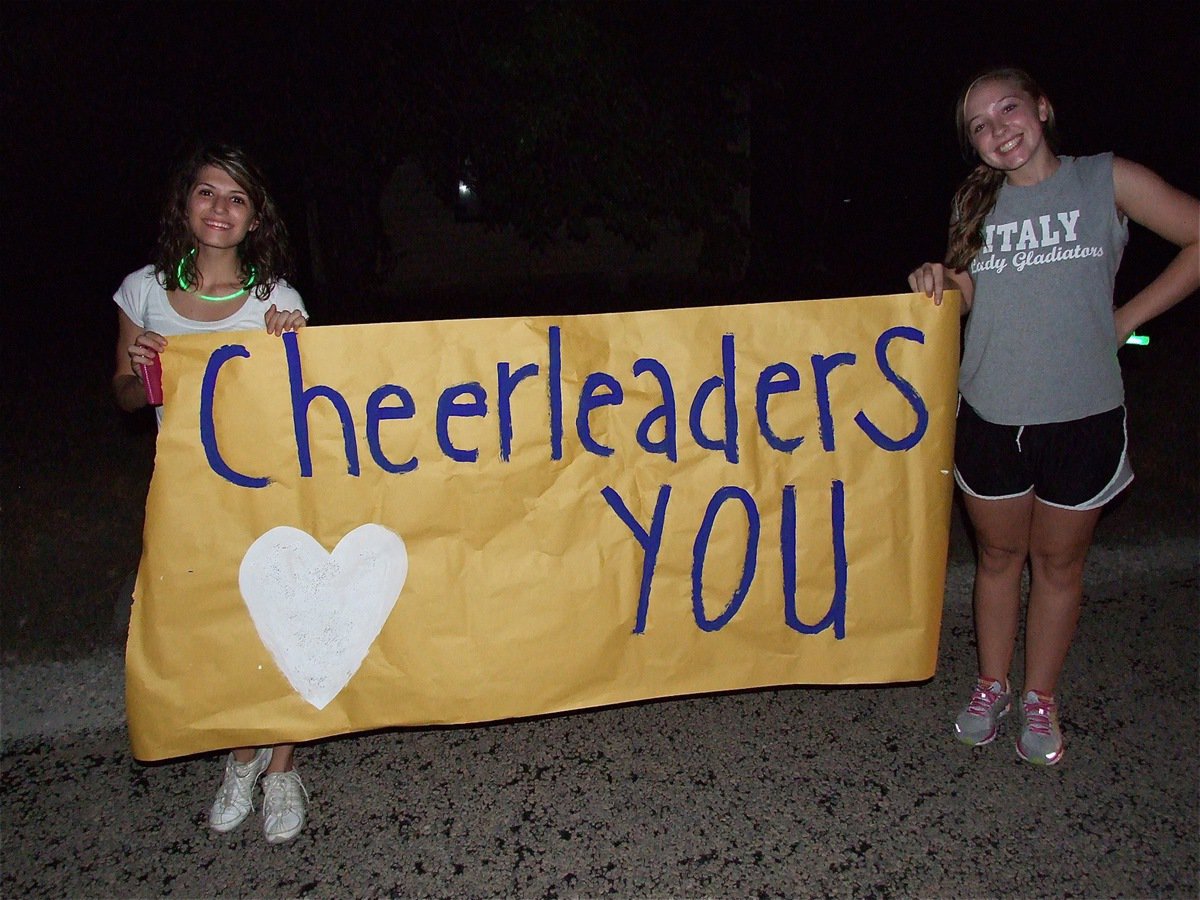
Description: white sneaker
262,770,309,844
209,748,272,833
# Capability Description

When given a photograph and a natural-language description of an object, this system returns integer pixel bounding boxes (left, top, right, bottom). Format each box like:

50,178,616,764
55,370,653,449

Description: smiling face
186,164,259,249
962,78,1056,183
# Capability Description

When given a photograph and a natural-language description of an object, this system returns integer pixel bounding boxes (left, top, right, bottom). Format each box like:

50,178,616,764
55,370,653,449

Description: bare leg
1024,500,1101,695
265,744,295,773
963,491,1035,683
232,744,295,771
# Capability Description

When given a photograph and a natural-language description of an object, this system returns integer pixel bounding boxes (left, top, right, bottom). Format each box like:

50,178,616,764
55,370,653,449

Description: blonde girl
909,68,1198,765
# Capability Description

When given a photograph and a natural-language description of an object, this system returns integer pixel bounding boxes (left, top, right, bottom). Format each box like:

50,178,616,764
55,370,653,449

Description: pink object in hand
139,354,163,406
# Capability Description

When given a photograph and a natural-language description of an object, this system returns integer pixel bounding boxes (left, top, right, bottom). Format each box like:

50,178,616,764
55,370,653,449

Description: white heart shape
238,524,408,709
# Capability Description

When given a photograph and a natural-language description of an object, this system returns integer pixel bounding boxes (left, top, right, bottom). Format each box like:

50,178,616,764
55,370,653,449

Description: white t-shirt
113,264,308,425
114,264,307,336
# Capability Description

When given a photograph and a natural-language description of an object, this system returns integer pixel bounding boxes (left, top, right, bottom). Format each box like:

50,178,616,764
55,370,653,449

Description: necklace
176,249,258,302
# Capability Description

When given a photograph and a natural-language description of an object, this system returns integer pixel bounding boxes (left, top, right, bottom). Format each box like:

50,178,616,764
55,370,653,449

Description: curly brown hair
153,145,294,300
945,68,1058,271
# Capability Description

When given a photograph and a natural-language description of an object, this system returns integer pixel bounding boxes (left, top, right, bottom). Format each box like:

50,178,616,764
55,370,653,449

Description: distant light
1125,332,1149,346
458,181,472,197
842,198,851,203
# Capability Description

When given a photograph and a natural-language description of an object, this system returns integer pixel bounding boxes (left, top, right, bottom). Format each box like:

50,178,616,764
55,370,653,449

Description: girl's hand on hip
266,304,307,336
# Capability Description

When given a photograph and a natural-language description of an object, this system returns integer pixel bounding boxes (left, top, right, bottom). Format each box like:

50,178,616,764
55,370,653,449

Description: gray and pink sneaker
1016,690,1065,766
953,677,1011,746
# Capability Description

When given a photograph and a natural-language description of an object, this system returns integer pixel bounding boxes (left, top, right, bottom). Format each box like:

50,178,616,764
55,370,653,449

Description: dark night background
2,0,1197,661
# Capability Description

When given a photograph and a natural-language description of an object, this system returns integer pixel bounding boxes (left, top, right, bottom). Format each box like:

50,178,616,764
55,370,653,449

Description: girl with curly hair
113,144,310,840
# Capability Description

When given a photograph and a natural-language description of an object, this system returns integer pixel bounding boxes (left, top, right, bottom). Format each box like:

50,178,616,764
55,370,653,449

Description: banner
127,292,960,760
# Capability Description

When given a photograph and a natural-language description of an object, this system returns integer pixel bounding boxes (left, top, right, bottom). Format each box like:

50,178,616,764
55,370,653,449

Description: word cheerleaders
198,324,931,488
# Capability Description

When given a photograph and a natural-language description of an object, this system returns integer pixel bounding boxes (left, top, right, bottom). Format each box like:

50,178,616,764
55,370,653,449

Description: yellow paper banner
127,292,960,760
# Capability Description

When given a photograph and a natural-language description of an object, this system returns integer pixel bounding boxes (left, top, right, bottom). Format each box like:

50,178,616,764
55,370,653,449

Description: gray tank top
960,153,1128,425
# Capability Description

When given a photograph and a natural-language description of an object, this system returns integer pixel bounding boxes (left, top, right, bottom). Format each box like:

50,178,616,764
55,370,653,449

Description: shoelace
264,773,309,813
1023,695,1057,736
225,763,264,796
966,681,1003,716
218,757,262,807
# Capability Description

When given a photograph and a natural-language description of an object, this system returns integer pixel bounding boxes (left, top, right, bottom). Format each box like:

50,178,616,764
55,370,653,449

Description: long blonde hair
945,68,1058,270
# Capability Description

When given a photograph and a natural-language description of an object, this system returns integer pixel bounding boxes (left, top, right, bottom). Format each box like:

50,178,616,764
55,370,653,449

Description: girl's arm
907,262,975,311
113,309,166,412
1112,157,1200,342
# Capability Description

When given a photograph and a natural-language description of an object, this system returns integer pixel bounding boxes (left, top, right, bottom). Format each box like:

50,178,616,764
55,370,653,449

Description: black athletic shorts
953,399,1133,510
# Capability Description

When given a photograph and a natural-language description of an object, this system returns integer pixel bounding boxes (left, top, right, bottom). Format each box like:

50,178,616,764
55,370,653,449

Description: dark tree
385,2,750,276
